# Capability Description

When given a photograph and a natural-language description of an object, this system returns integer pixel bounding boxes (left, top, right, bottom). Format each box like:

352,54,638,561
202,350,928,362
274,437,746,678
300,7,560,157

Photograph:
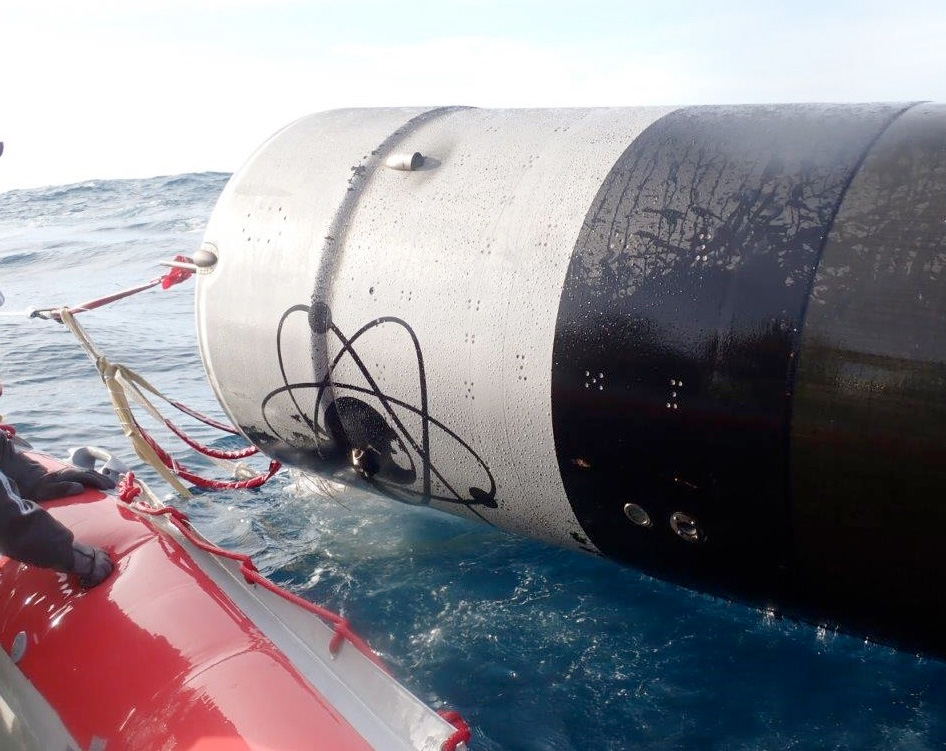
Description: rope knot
161,256,195,289
117,472,142,503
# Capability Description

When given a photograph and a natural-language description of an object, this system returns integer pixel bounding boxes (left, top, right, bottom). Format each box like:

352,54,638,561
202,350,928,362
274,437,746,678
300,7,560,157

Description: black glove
70,542,114,588
31,468,117,501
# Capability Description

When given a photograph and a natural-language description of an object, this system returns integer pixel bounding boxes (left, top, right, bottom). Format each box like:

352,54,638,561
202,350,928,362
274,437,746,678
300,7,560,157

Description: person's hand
70,543,114,588
31,467,117,501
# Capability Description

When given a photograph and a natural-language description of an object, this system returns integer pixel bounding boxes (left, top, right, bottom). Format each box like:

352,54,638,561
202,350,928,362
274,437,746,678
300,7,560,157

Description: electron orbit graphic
260,302,498,519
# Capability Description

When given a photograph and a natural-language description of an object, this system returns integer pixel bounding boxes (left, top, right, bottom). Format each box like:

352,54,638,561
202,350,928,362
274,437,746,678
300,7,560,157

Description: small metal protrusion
670,512,703,543
385,152,425,171
623,503,652,528
10,631,27,663
159,259,199,272
160,245,219,274
351,447,379,479
193,245,219,269
67,445,130,482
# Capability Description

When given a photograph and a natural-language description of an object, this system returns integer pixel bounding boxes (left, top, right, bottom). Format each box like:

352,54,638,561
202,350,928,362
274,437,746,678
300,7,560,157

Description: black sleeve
0,434,57,500
0,436,75,572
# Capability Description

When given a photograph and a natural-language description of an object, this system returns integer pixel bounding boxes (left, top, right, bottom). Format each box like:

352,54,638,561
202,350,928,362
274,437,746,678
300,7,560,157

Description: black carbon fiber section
551,104,905,598
791,102,946,650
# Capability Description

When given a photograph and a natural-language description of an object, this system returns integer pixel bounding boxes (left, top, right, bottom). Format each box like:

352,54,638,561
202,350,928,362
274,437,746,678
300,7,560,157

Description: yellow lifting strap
59,308,193,498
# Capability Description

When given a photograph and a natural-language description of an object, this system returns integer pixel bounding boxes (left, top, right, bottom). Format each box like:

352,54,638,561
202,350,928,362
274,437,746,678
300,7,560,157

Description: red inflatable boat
0,451,469,751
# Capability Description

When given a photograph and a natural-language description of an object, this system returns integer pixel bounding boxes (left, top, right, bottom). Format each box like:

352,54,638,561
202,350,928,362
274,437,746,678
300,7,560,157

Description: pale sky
2,0,945,193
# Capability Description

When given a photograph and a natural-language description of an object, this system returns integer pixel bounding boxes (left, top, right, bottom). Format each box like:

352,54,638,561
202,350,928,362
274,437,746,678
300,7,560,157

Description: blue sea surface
1,174,944,751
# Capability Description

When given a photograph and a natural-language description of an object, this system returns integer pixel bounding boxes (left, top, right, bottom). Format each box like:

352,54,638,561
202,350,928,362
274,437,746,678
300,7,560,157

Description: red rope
118,482,387,670
178,460,281,491
160,258,194,289
138,422,280,490
117,472,142,503
162,417,259,460
439,710,472,751
167,400,243,434
54,280,162,318
33,256,194,320
0,424,16,438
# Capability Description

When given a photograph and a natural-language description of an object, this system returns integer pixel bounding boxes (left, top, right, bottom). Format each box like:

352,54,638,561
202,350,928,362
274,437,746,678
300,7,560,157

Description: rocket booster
195,104,946,655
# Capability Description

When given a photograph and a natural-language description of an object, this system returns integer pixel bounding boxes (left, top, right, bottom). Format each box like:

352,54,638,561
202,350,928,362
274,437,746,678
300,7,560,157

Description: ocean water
1,173,945,751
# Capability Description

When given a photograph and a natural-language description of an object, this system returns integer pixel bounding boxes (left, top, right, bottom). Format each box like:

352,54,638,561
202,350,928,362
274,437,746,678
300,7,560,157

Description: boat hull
0,453,461,750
